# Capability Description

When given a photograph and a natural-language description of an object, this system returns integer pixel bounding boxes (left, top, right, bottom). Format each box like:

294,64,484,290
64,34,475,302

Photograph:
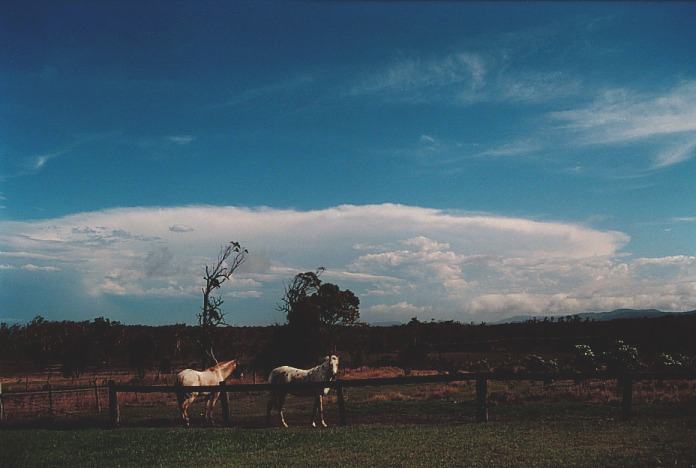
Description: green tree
276,269,360,365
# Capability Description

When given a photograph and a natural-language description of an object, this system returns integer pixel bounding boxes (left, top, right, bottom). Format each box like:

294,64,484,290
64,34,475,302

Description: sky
1,1,696,325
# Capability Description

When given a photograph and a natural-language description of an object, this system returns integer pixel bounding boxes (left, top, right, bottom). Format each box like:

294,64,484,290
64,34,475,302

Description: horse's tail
267,368,277,384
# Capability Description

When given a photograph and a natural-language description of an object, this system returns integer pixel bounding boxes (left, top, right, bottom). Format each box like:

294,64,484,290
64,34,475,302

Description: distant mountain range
496,308,696,324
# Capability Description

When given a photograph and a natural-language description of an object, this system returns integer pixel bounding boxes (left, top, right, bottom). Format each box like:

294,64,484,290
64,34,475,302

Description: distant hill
496,308,696,324
371,320,403,327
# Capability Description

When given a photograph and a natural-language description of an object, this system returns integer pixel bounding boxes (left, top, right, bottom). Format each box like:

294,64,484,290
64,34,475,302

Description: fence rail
101,370,696,427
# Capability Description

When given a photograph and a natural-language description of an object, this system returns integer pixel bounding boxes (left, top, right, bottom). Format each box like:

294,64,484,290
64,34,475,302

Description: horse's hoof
311,421,317,428
321,421,327,428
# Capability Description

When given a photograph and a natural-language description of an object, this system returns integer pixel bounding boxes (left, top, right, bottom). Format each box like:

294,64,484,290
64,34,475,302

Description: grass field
3,400,695,467
3,369,696,466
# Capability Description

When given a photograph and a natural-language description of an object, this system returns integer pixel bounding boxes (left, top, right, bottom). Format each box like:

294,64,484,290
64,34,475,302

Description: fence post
94,379,101,413
476,375,488,422
219,381,231,427
621,375,633,420
336,382,347,426
108,380,120,427
47,382,53,416
0,381,5,422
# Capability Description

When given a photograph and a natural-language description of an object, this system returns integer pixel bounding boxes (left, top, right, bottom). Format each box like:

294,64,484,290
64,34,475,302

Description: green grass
2,401,696,467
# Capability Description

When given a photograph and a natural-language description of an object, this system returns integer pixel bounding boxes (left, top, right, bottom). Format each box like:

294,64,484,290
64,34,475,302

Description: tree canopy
279,268,360,329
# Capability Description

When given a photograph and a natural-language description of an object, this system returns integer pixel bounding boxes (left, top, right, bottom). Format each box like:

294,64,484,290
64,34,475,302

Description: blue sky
1,2,696,325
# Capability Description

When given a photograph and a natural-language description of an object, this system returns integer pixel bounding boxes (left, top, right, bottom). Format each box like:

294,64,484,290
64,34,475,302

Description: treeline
1,313,695,377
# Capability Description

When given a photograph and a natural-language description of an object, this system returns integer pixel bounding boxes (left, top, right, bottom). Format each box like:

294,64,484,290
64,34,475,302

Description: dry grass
3,366,695,422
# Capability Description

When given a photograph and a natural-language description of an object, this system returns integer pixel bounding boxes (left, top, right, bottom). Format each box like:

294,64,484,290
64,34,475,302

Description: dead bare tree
196,241,248,366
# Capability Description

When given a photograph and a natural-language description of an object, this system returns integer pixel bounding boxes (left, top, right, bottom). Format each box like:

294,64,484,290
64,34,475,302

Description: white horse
175,359,239,427
266,355,339,428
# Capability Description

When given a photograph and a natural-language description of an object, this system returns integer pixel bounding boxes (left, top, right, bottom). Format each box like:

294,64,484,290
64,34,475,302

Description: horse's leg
208,392,220,425
177,391,187,427
278,393,288,428
266,393,275,427
318,394,327,427
311,395,320,427
203,394,212,425
181,395,195,428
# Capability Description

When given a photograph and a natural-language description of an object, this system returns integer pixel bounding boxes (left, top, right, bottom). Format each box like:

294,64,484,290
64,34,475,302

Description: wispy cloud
208,75,314,110
0,263,61,272
33,150,66,170
653,138,696,168
1,133,118,180
478,139,542,158
167,135,195,145
672,216,696,223
549,81,696,168
347,47,581,108
495,71,581,104
349,52,486,99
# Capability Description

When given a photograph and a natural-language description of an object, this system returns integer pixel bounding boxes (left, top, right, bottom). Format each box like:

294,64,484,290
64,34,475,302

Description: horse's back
176,369,200,386
268,366,328,396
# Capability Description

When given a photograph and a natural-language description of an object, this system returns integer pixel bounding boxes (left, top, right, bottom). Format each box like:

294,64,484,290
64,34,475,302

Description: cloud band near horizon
1,204,694,325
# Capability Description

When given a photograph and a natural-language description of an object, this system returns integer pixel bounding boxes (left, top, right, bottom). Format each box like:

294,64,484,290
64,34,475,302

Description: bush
523,354,558,373
602,340,639,372
573,344,597,372
655,352,683,370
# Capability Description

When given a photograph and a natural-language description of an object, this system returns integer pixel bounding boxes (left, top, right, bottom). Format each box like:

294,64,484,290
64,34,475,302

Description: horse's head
218,359,243,380
323,355,339,379
231,362,245,379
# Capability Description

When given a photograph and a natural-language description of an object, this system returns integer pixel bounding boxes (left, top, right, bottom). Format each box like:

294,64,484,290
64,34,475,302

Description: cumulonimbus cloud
0,204,694,323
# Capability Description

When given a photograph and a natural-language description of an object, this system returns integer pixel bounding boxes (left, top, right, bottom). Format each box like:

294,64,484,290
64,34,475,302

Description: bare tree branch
197,241,248,366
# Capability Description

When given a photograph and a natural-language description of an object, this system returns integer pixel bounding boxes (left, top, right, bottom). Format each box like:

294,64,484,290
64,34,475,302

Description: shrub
603,340,639,373
655,352,683,370
523,354,558,373
573,344,597,372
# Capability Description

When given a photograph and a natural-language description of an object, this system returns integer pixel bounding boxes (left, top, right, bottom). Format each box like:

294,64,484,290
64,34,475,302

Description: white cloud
420,134,436,144
1,204,694,322
167,135,195,145
169,224,195,233
672,216,696,223
349,52,486,100
496,71,581,103
347,47,582,108
365,301,433,321
479,139,542,157
549,81,696,168
22,264,61,272
0,263,61,272
653,138,696,168
0,251,64,261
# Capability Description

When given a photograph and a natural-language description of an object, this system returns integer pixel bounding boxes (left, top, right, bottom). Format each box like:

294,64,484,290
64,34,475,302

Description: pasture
2,401,696,467
2,368,696,466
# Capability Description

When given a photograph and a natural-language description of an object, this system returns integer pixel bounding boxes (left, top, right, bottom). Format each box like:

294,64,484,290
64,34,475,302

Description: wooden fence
0,380,106,419
106,370,696,427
